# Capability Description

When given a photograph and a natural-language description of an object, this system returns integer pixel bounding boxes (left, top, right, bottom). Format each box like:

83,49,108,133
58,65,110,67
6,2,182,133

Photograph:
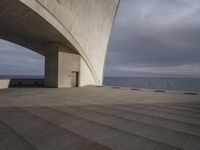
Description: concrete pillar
45,44,80,88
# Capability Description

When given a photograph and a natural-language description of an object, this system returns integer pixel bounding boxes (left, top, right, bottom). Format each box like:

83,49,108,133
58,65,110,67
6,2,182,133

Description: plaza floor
0,86,200,150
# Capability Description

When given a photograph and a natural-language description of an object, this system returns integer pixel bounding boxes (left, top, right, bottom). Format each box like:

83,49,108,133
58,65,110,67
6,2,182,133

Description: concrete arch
0,0,120,87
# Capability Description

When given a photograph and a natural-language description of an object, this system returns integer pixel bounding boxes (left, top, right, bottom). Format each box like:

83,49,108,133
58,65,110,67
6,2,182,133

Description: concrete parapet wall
0,79,44,89
0,80,10,89
10,79,44,87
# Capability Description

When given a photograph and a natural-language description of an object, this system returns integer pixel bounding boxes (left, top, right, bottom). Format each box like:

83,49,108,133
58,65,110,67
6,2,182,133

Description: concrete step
150,103,200,114
80,105,200,137
0,120,37,150
51,105,190,148
109,104,200,125
19,106,164,150
34,92,200,125
128,104,200,119
0,107,111,150
170,103,200,111
21,105,200,150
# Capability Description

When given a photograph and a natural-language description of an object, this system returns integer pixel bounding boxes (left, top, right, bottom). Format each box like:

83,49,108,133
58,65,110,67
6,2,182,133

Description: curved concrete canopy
0,0,120,86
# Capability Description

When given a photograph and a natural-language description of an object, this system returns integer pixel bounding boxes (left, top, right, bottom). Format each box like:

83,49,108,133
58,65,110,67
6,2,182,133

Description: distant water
104,77,200,92
0,75,44,79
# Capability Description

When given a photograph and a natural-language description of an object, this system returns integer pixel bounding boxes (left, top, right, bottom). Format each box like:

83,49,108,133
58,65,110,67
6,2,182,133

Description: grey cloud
0,39,44,76
0,0,200,78
105,0,200,77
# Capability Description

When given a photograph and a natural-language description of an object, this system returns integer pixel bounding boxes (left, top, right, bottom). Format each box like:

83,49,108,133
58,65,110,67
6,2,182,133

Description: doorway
71,72,79,87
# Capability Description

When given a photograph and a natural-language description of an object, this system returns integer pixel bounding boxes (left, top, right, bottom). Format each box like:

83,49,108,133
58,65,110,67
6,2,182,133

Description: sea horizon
1,75,200,92
104,76,200,92
0,75,44,79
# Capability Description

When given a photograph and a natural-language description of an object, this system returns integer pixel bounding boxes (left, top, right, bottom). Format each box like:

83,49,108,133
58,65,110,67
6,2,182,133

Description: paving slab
0,86,200,150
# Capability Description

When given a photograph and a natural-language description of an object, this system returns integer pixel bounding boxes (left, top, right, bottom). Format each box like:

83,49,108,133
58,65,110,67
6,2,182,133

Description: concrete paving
0,86,200,150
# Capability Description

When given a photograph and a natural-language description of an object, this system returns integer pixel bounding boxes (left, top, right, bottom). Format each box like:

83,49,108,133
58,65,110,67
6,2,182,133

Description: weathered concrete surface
45,44,80,87
0,0,120,87
0,79,44,88
0,86,200,150
0,80,10,89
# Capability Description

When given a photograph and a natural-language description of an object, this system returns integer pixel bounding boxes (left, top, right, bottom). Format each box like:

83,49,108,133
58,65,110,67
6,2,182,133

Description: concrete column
45,44,80,88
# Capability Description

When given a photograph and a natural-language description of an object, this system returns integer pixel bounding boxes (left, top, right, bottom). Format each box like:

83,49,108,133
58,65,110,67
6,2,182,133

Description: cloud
105,0,200,77
0,39,44,76
0,0,200,78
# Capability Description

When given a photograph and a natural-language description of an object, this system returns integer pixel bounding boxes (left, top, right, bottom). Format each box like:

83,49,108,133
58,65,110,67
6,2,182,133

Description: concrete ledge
10,79,44,87
0,79,44,89
0,79,10,89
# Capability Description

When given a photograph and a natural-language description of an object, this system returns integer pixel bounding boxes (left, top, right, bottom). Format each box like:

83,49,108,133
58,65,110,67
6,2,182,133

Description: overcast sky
105,0,200,77
0,0,200,78
0,40,44,76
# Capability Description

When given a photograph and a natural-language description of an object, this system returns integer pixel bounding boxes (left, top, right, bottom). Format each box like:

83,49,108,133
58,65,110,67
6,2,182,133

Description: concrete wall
44,45,59,87
0,0,120,87
58,51,80,88
10,79,44,87
0,79,44,89
45,44,80,88
19,0,120,86
80,58,96,86
0,80,10,89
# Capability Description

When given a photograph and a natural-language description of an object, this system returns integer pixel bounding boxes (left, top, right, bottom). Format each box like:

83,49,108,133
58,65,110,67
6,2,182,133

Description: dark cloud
105,0,200,77
0,39,44,76
0,0,200,78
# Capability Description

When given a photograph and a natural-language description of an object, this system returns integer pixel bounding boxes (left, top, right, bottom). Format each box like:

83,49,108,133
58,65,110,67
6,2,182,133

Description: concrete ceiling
0,0,78,55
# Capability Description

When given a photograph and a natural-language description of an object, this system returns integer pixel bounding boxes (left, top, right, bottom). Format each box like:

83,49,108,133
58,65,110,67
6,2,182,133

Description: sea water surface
1,75,200,92
104,77,200,92
0,75,44,79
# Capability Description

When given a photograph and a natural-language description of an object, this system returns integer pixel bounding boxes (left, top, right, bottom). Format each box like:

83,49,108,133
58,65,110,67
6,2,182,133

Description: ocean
103,77,200,92
0,75,44,79
1,75,200,92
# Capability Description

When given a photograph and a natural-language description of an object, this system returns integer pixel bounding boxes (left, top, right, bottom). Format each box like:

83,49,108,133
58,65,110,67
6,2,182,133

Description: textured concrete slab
0,86,200,150
0,0,120,86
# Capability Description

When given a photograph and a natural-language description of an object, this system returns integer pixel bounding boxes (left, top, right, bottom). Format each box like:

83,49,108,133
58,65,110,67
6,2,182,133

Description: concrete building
0,0,120,87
